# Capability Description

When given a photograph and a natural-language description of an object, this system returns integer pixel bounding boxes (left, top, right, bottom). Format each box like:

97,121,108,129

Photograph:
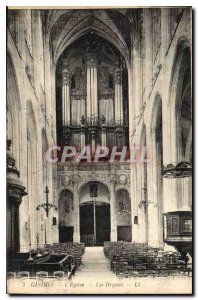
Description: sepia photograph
6,6,192,294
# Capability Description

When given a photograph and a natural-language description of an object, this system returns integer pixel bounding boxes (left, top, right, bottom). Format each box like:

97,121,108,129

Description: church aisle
74,246,116,279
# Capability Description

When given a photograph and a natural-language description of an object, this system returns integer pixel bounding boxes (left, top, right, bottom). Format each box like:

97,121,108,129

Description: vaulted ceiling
41,9,141,67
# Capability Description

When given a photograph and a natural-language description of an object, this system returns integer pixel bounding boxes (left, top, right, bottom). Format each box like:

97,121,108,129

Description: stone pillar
80,128,85,150
135,162,145,243
87,66,91,118
146,132,163,247
85,53,98,118
139,183,148,244
113,62,123,125
90,128,97,156
182,177,192,210
101,126,107,147
72,175,80,243
144,8,153,99
133,42,141,118
110,175,117,241
162,102,179,214
62,60,71,126
131,164,139,243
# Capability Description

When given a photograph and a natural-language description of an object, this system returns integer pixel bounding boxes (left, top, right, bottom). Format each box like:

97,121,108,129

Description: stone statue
101,115,106,125
80,115,86,125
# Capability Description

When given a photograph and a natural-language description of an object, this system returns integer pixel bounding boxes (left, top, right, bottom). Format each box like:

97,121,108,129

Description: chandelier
36,186,57,217
138,185,148,213
118,190,131,215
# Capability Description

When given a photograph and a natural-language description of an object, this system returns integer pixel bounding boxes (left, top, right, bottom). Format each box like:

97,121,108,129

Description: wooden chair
7,272,16,279
36,271,48,278
18,271,30,278
54,271,65,278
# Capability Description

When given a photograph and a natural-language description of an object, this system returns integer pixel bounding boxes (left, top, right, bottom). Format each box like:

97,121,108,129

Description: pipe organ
58,37,128,152
113,62,123,125
61,61,71,126
85,53,98,120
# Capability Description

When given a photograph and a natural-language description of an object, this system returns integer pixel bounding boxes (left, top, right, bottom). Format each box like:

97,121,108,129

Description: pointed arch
48,11,130,67
168,39,191,162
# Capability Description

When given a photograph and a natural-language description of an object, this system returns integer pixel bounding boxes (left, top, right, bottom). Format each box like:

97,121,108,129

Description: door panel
80,203,110,246
59,226,74,243
117,226,132,242
80,204,94,245
96,204,110,245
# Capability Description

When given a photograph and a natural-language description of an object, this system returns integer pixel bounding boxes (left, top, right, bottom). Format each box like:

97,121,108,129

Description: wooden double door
80,202,110,246
59,226,74,243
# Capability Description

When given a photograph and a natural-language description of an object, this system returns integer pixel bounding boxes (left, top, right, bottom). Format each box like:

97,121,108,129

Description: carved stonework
57,165,64,171
98,67,113,97
57,162,131,193
126,175,131,187
57,175,65,189
84,53,98,68
72,174,81,183
118,174,127,185
62,60,72,86
57,174,73,189
77,173,112,192
65,175,71,184
62,71,71,85
113,61,122,85
63,127,72,145
71,67,86,100
7,187,26,205
113,70,121,85
88,127,98,141
110,174,118,184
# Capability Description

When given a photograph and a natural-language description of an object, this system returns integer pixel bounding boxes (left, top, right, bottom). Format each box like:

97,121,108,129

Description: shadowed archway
79,181,110,246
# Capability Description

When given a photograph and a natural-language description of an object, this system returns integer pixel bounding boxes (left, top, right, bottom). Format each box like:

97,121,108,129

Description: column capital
113,61,122,84
72,174,81,184
80,127,85,134
84,53,98,68
62,60,72,85
88,127,98,141
113,69,122,85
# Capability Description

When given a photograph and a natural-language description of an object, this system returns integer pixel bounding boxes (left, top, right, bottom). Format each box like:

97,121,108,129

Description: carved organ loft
56,33,129,152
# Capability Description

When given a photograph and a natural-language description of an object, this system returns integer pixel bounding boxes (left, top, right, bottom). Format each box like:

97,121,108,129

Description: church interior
7,7,192,280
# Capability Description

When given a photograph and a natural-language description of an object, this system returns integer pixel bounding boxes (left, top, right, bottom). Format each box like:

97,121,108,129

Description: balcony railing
61,117,128,129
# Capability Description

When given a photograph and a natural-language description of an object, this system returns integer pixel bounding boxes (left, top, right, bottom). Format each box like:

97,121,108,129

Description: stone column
134,43,141,117
182,177,192,210
80,128,85,150
147,157,162,247
72,175,80,243
89,128,97,156
85,53,98,118
101,126,107,147
62,60,71,126
110,175,117,241
113,62,123,125
140,182,148,244
136,163,145,243
144,8,153,99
